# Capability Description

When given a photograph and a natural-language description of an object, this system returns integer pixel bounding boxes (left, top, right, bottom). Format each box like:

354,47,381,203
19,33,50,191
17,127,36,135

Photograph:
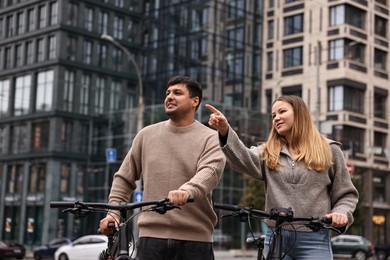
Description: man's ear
192,96,200,108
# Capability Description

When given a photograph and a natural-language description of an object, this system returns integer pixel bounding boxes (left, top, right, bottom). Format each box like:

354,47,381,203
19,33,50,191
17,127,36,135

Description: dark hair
166,76,203,110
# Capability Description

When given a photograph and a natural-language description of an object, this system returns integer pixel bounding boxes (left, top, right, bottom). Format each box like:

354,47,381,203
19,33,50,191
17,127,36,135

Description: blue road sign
134,191,143,202
106,148,117,162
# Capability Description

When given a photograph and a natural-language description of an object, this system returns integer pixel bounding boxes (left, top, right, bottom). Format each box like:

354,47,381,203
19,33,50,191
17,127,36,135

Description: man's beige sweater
108,120,226,242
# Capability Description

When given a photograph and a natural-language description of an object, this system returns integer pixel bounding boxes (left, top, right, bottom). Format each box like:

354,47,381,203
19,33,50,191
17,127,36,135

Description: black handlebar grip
213,203,242,212
187,196,195,203
321,217,332,224
50,201,76,208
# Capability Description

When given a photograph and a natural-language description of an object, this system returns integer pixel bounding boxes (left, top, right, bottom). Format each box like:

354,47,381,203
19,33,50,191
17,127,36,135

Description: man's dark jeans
137,237,215,260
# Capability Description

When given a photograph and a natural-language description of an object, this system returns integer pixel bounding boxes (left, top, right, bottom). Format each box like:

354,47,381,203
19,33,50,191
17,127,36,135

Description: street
215,250,258,260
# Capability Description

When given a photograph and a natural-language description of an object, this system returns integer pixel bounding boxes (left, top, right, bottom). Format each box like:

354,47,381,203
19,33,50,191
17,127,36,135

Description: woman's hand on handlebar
167,190,191,206
99,216,118,236
324,212,348,228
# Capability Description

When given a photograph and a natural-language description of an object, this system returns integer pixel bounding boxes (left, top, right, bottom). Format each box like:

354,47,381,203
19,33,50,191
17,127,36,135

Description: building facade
262,0,390,244
0,0,264,247
0,0,144,245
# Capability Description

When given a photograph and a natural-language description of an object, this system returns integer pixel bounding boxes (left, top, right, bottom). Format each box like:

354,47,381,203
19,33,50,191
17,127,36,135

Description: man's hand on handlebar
167,190,190,206
99,216,119,236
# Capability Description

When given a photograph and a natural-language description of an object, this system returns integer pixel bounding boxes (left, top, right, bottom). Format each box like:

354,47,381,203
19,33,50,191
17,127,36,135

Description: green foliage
240,175,265,210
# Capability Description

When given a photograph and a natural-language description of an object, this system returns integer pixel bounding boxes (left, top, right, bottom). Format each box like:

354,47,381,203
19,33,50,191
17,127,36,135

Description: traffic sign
106,148,117,162
134,191,143,202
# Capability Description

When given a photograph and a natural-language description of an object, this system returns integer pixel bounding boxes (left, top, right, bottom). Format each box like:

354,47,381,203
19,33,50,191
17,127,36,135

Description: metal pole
101,34,143,241
316,40,321,130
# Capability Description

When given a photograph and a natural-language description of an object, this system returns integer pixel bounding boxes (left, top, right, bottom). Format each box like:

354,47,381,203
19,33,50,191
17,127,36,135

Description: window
328,85,364,113
268,20,274,40
32,122,49,151
0,18,3,39
14,75,31,116
4,47,12,69
0,79,10,117
110,80,121,111
114,0,124,7
14,44,22,68
84,7,93,31
27,8,35,32
227,27,244,49
98,11,108,34
226,55,243,79
76,167,85,196
0,126,5,154
11,124,28,154
95,77,105,115
190,39,200,60
63,70,74,112
80,74,90,115
330,4,365,29
49,1,58,25
29,163,46,193
7,165,24,193
283,47,303,67
374,48,387,70
16,12,24,35
25,41,33,65
36,38,45,62
67,36,77,61
113,47,122,71
83,40,92,64
228,0,245,18
113,16,123,39
48,35,56,60
373,132,387,157
60,164,71,194
269,0,275,8
348,41,365,63
374,90,387,119
60,121,73,152
68,2,78,26
36,70,53,112
98,43,107,67
267,52,273,71
6,15,13,37
375,15,387,37
38,5,46,29
284,14,303,35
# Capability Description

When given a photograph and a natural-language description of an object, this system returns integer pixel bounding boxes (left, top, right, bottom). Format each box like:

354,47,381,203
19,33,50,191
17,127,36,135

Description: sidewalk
24,249,258,260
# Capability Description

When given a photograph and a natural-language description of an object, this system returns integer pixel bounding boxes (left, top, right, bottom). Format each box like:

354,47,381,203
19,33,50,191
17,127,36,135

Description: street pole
101,34,144,241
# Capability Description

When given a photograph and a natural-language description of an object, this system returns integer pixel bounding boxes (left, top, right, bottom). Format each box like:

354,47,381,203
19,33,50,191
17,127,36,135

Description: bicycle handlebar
51,197,195,217
213,202,339,233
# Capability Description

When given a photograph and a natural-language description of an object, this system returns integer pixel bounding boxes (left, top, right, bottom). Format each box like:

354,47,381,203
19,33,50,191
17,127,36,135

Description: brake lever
152,204,181,214
62,207,91,218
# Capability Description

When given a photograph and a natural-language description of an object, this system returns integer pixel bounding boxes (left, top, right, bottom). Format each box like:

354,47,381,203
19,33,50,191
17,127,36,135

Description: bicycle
213,202,341,260
50,197,194,260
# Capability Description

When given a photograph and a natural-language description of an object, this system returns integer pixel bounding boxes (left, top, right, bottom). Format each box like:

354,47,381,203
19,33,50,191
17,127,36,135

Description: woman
206,95,358,259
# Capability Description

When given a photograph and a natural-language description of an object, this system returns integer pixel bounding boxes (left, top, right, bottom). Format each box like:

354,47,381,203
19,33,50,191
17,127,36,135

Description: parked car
33,237,75,260
331,234,375,260
0,240,26,259
54,235,108,260
375,244,390,260
213,229,233,249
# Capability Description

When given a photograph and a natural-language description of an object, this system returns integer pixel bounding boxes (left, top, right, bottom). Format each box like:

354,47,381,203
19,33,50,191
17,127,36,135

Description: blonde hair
261,95,332,171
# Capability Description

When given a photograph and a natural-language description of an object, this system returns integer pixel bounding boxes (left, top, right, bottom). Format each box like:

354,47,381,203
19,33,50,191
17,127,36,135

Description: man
99,76,226,260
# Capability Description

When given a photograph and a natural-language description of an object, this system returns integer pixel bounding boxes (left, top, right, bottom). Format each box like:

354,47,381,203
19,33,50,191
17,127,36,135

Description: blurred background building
0,0,388,249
